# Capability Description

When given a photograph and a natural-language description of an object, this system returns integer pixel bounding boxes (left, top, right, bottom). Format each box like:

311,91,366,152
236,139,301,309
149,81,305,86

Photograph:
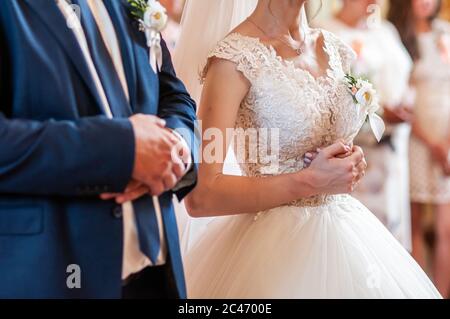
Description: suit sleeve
157,39,199,201
0,114,135,196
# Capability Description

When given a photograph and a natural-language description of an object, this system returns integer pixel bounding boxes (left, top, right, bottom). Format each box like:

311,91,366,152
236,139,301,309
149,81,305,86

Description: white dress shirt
57,0,168,280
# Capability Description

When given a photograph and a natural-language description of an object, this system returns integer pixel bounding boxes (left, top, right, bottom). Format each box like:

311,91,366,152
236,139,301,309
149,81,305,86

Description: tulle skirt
184,195,441,299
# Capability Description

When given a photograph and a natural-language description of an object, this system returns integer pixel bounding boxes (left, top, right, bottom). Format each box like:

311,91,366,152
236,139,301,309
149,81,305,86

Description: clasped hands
101,114,191,204
303,140,368,194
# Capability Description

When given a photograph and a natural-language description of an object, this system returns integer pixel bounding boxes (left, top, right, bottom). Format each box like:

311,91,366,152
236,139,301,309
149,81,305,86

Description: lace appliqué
203,30,362,221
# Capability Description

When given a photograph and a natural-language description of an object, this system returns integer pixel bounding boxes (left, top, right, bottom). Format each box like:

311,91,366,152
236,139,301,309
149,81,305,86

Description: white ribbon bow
142,25,163,73
368,112,386,142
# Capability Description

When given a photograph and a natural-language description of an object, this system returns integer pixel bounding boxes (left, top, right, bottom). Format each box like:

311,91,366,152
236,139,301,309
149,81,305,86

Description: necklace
247,6,307,55
247,18,307,56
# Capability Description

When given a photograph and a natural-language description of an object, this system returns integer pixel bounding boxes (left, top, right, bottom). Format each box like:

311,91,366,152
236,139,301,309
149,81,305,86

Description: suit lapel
103,0,138,110
24,0,105,115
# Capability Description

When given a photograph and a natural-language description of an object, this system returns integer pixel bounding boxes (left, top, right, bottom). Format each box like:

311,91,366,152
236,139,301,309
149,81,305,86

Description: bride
174,0,441,298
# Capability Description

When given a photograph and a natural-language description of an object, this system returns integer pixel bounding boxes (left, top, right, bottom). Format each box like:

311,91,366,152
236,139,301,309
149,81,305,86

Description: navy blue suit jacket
0,0,198,298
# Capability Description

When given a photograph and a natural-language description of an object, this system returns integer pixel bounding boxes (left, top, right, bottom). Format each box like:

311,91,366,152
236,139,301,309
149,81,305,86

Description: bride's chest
238,69,357,136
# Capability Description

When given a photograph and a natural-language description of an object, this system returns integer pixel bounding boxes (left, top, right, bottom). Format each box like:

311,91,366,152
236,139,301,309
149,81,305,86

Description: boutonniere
344,74,385,142
128,0,168,72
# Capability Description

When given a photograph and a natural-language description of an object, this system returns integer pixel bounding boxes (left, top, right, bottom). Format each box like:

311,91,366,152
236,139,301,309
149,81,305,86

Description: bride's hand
304,141,367,195
303,143,353,168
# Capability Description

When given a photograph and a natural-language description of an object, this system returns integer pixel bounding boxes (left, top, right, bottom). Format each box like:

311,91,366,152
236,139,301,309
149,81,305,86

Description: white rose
144,0,168,32
355,81,378,113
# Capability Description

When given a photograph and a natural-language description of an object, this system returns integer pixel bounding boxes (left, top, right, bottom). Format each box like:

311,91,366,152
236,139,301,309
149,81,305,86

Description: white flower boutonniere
128,0,168,72
345,74,385,142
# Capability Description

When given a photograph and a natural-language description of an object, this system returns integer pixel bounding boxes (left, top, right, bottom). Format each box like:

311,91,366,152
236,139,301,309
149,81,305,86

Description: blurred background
309,0,450,20
163,0,450,298
159,0,450,27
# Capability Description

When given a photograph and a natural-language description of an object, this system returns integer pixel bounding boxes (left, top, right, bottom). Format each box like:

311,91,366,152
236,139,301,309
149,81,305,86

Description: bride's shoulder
201,31,266,84
212,33,260,56
211,31,266,60
201,26,266,81
210,21,268,58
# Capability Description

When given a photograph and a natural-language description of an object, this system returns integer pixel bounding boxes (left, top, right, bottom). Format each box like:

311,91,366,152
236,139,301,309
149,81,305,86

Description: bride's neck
252,0,308,41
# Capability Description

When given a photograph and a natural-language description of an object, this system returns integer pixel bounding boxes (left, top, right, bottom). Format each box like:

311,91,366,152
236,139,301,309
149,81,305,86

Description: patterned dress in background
409,20,450,205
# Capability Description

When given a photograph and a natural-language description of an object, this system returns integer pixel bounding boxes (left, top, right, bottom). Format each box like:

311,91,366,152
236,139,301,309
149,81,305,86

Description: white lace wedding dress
184,30,441,299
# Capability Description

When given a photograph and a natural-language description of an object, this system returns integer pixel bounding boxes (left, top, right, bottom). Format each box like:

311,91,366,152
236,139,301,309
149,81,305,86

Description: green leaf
128,0,148,20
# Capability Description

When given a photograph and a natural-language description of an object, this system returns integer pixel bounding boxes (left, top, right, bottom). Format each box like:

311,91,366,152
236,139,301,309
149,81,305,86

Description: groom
0,0,198,298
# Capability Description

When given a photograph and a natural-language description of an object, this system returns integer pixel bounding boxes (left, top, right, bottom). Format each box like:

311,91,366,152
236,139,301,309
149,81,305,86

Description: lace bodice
204,30,366,206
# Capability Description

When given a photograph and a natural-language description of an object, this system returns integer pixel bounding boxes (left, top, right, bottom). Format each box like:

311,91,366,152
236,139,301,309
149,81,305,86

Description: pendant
295,48,303,55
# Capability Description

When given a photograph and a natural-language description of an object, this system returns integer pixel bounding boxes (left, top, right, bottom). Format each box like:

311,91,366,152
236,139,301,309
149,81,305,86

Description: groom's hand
100,114,191,202
100,180,148,203
129,114,187,196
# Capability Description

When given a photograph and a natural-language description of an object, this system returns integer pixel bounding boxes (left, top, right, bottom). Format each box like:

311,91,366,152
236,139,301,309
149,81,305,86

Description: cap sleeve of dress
201,33,261,84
